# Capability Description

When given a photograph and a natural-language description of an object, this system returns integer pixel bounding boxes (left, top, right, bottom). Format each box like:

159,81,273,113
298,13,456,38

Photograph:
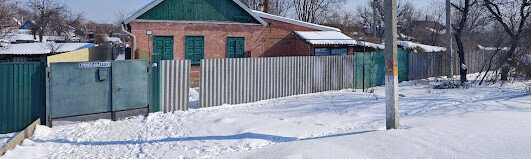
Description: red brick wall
130,18,325,79
130,18,321,60
260,18,319,57
131,22,265,60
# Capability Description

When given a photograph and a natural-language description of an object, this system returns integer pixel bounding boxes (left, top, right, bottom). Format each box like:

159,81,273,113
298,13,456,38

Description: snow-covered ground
2,78,530,158
0,132,18,148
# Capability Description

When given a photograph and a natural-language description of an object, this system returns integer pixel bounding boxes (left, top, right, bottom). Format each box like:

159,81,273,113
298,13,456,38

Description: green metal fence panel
353,49,410,89
0,62,45,134
354,53,365,89
111,60,149,111
151,55,161,112
398,49,409,82
371,51,386,87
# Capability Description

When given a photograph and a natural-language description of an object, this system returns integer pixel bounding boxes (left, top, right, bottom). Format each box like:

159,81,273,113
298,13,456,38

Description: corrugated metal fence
199,56,357,108
160,60,191,112
464,50,500,73
0,62,46,133
408,50,500,80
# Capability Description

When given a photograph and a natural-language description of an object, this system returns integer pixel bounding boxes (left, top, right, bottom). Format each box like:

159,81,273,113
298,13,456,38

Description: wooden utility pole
263,0,269,13
446,0,453,78
384,0,399,130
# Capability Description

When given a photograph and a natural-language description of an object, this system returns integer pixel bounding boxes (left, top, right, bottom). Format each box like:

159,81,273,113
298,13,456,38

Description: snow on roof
0,42,95,55
356,41,385,50
106,37,122,43
252,10,341,32
44,36,66,41
4,33,38,42
295,31,355,45
397,41,445,52
123,0,268,26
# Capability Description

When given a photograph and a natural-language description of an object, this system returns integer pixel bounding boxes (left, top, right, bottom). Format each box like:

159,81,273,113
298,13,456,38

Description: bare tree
240,0,291,16
47,9,84,42
240,0,262,10
43,41,64,54
27,0,67,42
356,0,419,38
0,0,18,40
483,0,531,81
450,0,481,86
421,2,447,46
291,0,345,23
269,0,291,16
478,25,509,85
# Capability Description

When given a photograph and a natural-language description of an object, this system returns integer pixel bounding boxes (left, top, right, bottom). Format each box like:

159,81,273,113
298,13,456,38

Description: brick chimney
263,0,269,13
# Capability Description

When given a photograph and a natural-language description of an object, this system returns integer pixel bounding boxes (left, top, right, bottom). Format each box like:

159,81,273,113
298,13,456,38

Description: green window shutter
226,37,245,58
185,36,204,65
153,36,174,60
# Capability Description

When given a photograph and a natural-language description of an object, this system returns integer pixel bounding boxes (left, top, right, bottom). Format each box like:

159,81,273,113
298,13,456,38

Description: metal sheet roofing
295,31,356,45
252,10,341,32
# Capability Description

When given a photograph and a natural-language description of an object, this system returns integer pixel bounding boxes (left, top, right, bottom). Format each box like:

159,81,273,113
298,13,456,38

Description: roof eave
123,0,163,24
254,11,341,32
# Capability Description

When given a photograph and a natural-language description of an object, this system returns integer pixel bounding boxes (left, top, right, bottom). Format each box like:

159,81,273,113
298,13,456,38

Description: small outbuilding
294,31,356,56
0,42,95,62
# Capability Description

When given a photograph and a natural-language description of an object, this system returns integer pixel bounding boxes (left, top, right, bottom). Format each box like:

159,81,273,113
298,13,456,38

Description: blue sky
17,0,434,23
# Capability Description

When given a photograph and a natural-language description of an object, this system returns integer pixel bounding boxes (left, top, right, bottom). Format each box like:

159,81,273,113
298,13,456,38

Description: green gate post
151,55,161,112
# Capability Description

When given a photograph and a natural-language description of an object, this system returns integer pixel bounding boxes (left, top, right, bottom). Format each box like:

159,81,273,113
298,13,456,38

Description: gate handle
113,87,122,93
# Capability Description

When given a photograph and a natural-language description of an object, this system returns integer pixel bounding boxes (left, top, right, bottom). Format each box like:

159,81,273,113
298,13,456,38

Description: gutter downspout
121,22,136,59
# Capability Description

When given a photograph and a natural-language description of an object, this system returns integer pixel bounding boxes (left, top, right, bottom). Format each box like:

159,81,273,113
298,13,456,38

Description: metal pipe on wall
122,23,136,59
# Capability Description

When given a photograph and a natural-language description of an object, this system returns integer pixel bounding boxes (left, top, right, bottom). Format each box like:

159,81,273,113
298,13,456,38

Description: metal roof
252,11,341,32
295,31,356,45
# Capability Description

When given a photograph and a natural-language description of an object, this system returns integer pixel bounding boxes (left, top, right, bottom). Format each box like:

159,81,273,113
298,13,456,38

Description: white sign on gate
79,62,112,68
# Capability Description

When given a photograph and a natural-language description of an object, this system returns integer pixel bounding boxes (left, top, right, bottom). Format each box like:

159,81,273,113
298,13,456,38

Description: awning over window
294,31,356,46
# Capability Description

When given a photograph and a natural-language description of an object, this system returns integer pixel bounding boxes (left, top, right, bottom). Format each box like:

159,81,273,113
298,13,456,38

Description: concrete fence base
0,118,40,156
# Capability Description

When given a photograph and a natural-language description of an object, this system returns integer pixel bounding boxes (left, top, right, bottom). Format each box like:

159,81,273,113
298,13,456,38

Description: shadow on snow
33,130,378,146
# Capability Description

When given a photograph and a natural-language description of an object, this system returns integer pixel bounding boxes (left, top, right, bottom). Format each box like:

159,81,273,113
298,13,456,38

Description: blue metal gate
47,60,149,126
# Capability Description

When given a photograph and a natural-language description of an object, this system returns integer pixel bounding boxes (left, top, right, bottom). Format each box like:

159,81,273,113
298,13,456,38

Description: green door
185,36,204,65
227,37,245,58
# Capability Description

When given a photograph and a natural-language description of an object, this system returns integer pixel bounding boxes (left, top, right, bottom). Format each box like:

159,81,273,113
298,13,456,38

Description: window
315,48,348,56
315,48,330,56
331,48,348,55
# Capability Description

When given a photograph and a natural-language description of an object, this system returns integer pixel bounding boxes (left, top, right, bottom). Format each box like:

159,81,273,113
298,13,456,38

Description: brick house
123,0,355,78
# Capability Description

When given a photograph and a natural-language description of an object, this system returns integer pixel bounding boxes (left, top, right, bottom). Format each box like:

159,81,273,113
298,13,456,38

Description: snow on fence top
356,41,385,50
396,41,445,53
0,42,95,55
294,31,356,45
477,45,509,51
357,41,444,52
